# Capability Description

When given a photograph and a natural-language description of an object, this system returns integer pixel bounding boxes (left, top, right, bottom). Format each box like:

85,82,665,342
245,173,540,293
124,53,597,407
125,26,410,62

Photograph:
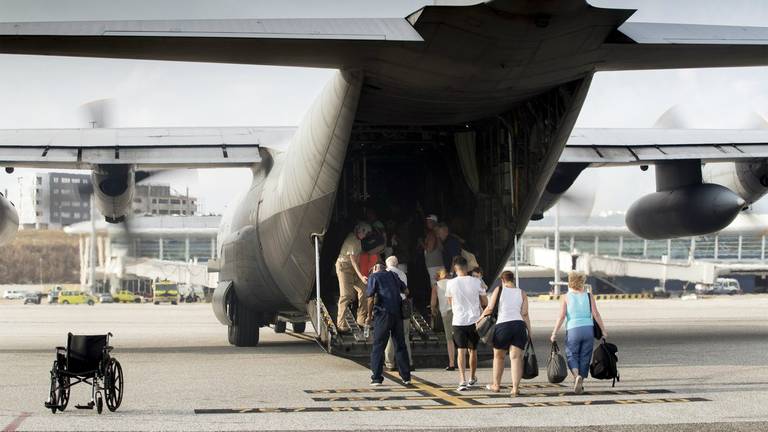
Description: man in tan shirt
336,222,372,331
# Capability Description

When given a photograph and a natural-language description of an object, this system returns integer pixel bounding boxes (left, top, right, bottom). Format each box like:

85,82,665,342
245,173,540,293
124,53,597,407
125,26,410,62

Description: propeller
654,104,768,130
556,185,598,223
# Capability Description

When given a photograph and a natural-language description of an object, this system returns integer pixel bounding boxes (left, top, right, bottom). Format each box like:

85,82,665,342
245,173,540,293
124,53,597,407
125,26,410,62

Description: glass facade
527,233,767,262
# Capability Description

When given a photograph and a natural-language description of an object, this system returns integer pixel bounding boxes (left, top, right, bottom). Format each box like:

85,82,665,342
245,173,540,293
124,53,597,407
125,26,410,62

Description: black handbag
588,293,603,340
546,341,568,384
476,286,500,345
522,338,539,379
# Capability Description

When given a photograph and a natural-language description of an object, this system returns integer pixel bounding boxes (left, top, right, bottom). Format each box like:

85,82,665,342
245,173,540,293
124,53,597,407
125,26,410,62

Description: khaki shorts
440,309,454,344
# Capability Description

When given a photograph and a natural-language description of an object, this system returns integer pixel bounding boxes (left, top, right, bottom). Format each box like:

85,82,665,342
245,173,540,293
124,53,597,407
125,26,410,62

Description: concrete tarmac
1,296,767,431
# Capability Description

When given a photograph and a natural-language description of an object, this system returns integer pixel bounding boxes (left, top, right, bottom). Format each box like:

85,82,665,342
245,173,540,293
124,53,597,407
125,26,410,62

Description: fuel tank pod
626,183,745,240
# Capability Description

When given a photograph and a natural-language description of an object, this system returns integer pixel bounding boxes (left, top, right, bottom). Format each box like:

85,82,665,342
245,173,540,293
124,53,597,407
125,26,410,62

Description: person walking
550,271,608,394
366,263,411,385
384,256,413,372
480,271,530,396
423,215,443,286
335,222,372,332
437,223,463,274
430,268,455,370
447,256,487,391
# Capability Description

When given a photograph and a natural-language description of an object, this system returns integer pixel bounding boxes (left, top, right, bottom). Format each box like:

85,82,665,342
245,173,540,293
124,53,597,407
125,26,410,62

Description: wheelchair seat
65,334,109,376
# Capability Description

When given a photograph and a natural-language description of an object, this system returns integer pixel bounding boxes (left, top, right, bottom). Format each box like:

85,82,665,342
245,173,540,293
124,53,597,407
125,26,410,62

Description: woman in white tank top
479,271,530,396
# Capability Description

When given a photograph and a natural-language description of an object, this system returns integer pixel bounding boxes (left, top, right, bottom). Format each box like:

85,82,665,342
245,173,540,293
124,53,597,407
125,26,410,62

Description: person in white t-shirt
446,256,487,391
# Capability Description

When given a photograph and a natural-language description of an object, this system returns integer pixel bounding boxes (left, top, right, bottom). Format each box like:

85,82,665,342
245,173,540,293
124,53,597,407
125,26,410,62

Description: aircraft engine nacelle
703,160,768,205
91,164,135,223
0,192,19,245
626,183,745,240
531,162,589,220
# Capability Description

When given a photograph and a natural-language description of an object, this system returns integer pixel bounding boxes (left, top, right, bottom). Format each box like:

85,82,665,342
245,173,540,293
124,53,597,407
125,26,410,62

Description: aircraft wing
0,126,296,169
562,128,768,166
603,22,768,70
0,18,422,68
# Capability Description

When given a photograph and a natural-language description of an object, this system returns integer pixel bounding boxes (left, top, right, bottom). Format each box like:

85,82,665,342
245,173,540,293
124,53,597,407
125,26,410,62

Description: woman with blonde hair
480,271,530,396
550,271,608,394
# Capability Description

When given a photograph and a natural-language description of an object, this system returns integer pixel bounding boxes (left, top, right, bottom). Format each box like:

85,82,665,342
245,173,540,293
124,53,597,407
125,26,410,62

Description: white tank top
496,287,523,324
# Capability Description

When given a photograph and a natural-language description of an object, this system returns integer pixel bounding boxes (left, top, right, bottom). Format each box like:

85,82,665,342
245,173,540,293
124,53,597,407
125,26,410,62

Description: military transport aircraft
2,0,768,346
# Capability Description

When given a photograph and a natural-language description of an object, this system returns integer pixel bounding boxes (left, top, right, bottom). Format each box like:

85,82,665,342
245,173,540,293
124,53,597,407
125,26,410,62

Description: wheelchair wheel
104,358,124,412
48,361,70,413
96,392,103,414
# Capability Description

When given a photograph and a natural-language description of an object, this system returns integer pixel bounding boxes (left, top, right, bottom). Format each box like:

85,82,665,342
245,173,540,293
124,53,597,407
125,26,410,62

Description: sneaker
370,380,383,386
456,382,469,391
403,380,412,386
468,377,477,386
445,366,456,371
574,376,584,395
410,365,416,372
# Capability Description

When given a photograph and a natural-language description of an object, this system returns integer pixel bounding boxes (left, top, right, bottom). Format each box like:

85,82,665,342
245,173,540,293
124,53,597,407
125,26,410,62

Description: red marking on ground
3,412,30,432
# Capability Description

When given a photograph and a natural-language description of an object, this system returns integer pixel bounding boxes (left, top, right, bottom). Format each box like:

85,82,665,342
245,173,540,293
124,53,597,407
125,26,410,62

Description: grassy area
0,230,80,284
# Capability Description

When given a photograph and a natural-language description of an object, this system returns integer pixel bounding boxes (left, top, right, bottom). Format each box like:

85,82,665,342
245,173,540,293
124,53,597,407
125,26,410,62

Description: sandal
485,384,501,393
510,387,520,397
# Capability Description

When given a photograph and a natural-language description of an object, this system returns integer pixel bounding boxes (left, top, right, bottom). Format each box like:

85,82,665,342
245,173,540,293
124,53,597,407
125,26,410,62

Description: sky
1,0,768,215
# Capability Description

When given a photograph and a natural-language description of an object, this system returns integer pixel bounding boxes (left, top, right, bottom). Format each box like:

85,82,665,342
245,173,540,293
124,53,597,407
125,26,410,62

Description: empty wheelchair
45,332,123,414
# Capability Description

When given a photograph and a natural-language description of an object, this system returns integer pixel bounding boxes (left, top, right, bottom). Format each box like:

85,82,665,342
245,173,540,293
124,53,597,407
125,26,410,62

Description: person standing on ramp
336,222,372,332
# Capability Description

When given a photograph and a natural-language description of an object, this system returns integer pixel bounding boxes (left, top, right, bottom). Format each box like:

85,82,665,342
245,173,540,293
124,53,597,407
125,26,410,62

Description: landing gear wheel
96,392,104,414
274,321,286,333
104,358,123,412
292,322,306,334
227,295,260,347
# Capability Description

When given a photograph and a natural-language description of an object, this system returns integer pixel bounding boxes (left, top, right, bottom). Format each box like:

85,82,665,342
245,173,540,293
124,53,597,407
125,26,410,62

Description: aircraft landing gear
274,321,287,333
227,295,260,347
292,322,306,334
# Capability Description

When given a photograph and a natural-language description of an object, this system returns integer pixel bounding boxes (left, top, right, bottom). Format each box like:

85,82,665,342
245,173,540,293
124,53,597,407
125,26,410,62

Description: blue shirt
566,291,593,330
365,270,405,316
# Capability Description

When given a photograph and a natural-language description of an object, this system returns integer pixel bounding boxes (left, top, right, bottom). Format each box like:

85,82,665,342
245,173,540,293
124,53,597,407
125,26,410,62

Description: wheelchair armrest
104,346,114,352
56,346,66,353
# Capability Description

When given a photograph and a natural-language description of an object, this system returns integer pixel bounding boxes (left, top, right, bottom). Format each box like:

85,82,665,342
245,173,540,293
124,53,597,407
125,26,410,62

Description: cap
425,214,438,223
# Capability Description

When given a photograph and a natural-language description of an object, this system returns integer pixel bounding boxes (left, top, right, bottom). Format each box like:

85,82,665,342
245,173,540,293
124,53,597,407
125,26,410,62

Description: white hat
425,214,438,223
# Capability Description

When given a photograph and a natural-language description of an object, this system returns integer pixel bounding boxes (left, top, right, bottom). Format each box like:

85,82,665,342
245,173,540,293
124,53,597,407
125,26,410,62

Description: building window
152,199,157,204
182,200,187,205
159,199,169,204
159,210,169,215
72,201,80,207
170,199,181,205
73,212,81,218
61,178,71,184
37,177,42,185
53,178,59,183
61,212,71,218
53,211,59,217
152,210,157,214
133,198,142,203
61,189,71,194
182,210,186,215
53,189,59,194
35,200,40,205
36,211,42,217
72,178,80,184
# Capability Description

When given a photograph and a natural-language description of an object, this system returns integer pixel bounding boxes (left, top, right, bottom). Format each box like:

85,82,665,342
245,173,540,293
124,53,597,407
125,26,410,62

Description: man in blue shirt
365,263,411,385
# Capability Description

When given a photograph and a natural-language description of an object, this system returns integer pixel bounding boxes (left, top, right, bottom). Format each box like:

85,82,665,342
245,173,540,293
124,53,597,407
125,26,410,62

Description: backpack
590,339,620,387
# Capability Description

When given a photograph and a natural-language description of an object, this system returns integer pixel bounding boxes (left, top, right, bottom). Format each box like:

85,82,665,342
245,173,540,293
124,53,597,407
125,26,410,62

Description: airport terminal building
521,213,768,293
64,215,220,295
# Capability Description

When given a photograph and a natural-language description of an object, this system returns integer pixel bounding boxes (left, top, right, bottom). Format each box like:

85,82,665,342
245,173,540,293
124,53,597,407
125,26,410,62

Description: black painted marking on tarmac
310,388,675,402
304,382,566,394
194,397,710,415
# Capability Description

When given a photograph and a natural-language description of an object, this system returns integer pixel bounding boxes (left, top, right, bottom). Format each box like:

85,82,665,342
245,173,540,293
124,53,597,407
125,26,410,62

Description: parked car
695,278,742,295
3,290,25,300
114,290,142,303
98,293,114,303
23,292,43,304
58,290,97,305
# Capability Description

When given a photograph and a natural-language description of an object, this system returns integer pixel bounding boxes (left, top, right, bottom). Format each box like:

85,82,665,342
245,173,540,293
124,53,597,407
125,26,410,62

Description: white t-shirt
446,276,487,326
436,279,450,312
